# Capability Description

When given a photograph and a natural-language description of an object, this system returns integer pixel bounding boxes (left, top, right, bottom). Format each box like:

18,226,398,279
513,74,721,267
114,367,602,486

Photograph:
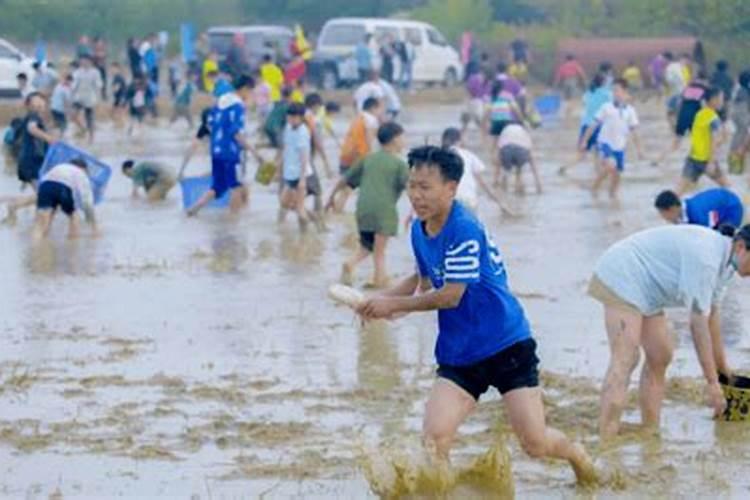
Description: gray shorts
682,157,723,183
500,144,530,171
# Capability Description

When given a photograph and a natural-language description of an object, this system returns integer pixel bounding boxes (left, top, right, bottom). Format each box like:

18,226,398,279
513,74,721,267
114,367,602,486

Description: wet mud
2,97,750,497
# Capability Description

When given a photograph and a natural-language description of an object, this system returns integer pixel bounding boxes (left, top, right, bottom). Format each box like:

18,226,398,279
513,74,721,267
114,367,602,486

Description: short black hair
739,70,750,91
377,122,403,145
32,61,41,70
716,60,729,72
730,224,750,246
362,96,380,111
262,54,272,62
654,190,680,210
613,77,629,90
663,51,674,60
71,157,88,169
496,62,507,73
122,159,135,171
325,101,341,113
281,85,293,99
491,79,504,99
24,91,44,105
17,72,27,80
286,102,306,116
233,74,255,90
407,145,464,183
704,86,722,102
304,92,323,108
441,127,461,148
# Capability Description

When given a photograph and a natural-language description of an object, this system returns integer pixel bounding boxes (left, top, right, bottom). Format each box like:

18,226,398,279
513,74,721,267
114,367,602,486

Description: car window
208,34,233,56
427,29,447,47
319,24,366,47
374,26,400,43
0,43,16,59
404,28,422,46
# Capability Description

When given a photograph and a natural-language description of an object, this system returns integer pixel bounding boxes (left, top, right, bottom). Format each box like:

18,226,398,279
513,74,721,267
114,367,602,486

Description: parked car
0,38,37,97
309,17,462,90
207,25,295,73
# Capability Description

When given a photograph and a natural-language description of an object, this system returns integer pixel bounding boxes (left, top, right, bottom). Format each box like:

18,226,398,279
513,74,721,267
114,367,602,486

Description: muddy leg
639,313,672,429
599,305,643,440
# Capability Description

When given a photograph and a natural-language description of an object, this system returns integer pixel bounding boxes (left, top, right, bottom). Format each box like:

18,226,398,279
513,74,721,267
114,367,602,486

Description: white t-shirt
378,79,401,113
354,81,385,111
594,225,734,316
595,102,638,151
72,67,103,108
42,163,95,213
665,61,686,96
497,124,532,149
453,146,486,210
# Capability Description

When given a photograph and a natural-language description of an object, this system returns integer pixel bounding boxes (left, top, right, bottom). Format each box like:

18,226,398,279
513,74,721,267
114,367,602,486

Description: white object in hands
328,284,365,309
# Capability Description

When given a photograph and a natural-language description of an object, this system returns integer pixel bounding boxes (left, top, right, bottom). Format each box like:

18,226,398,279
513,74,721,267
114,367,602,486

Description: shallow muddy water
2,97,750,498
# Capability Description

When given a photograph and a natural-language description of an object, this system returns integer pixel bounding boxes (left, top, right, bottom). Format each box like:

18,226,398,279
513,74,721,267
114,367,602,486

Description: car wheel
322,67,338,91
442,68,458,88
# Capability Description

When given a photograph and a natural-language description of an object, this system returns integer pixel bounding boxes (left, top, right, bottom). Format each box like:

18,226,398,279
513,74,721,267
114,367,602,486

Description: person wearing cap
32,158,97,240
654,188,744,229
589,224,750,440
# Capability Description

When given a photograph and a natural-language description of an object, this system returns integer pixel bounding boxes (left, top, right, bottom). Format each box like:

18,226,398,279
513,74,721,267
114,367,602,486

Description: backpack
4,117,23,146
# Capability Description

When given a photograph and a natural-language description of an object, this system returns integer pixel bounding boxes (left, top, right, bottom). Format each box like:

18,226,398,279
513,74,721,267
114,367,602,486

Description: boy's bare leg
372,234,390,288
67,214,81,239
422,378,475,461
504,387,596,484
186,189,217,217
31,210,53,241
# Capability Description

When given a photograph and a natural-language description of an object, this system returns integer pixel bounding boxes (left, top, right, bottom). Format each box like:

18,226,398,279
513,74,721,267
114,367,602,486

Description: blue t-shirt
411,201,532,366
581,86,612,127
282,122,311,181
210,92,246,162
355,43,372,71
685,188,744,228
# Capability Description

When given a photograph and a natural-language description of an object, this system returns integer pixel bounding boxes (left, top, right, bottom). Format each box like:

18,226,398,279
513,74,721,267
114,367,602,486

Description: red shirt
555,60,585,84
284,58,306,84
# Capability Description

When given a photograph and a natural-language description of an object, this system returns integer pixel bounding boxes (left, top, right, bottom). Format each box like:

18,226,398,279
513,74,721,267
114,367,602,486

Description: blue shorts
211,157,241,198
598,143,625,172
579,124,601,152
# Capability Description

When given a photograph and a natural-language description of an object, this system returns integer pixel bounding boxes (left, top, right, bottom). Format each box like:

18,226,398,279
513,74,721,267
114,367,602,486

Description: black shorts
74,103,95,130
284,179,300,190
682,157,724,184
490,120,510,137
437,338,539,401
51,110,67,131
359,231,375,252
37,181,75,215
265,129,281,149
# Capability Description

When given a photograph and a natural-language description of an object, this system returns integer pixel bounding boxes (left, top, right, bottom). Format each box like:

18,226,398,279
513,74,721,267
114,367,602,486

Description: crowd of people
4,29,750,489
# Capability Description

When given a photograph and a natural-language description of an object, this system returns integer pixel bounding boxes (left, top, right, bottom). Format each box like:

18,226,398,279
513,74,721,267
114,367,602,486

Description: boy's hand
356,296,398,321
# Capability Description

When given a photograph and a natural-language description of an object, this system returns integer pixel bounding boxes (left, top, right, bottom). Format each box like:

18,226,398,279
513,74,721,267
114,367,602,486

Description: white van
0,38,36,97
311,17,463,89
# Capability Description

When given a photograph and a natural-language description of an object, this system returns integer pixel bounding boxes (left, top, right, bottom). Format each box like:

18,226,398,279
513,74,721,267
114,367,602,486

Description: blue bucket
179,175,231,209
534,94,562,117
39,142,111,204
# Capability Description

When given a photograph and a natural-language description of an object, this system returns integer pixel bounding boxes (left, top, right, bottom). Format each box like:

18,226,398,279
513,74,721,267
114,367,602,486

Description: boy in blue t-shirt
186,75,262,216
356,145,594,484
654,188,744,229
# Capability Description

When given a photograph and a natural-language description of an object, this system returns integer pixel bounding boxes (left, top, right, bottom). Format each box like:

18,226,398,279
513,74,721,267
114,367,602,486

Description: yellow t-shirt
291,89,304,104
690,107,720,162
622,66,642,87
260,63,284,102
202,59,218,93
